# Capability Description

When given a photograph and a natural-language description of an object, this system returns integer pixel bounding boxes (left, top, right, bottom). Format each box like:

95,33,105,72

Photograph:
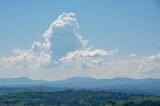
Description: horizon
0,0,160,81
0,76,160,82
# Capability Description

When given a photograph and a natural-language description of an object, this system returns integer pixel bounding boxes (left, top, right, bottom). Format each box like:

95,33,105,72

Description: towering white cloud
0,12,113,71
42,12,80,50
0,12,160,80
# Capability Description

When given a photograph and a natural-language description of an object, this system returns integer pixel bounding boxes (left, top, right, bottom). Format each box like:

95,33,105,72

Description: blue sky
0,0,160,80
1,0,160,55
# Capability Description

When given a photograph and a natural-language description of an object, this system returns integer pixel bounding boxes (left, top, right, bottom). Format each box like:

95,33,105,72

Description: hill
0,77,160,95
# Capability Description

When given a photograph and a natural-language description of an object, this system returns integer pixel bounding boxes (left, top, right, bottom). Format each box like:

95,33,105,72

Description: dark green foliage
0,89,160,106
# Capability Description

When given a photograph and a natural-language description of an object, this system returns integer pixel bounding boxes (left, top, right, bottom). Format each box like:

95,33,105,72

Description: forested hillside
0,89,160,106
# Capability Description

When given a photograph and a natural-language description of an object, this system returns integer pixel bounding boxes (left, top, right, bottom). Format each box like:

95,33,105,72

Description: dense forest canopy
0,89,160,106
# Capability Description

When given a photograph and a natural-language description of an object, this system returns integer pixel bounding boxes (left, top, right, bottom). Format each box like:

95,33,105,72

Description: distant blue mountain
0,77,160,95
0,77,47,86
0,77,160,87
48,77,160,88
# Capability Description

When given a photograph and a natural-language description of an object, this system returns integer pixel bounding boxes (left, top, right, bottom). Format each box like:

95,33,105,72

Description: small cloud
129,54,137,58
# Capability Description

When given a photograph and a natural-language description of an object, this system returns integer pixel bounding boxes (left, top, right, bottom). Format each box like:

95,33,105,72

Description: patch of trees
0,89,160,106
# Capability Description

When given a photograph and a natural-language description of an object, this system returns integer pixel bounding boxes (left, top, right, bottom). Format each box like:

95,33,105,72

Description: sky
0,0,160,81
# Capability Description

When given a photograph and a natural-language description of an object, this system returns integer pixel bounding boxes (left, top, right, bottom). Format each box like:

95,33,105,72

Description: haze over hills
0,77,47,86
0,77,160,95
0,77,160,87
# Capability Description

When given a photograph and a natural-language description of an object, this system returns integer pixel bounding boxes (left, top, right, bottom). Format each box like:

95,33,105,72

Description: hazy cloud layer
59,48,118,62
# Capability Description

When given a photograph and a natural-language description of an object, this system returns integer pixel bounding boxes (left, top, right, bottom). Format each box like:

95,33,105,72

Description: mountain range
0,77,160,95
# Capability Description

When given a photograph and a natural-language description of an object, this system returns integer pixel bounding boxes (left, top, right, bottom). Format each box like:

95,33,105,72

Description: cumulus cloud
0,12,114,72
137,52,160,72
98,52,160,78
1,12,160,80
42,12,80,50
0,12,80,71
59,48,118,62
42,12,89,59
